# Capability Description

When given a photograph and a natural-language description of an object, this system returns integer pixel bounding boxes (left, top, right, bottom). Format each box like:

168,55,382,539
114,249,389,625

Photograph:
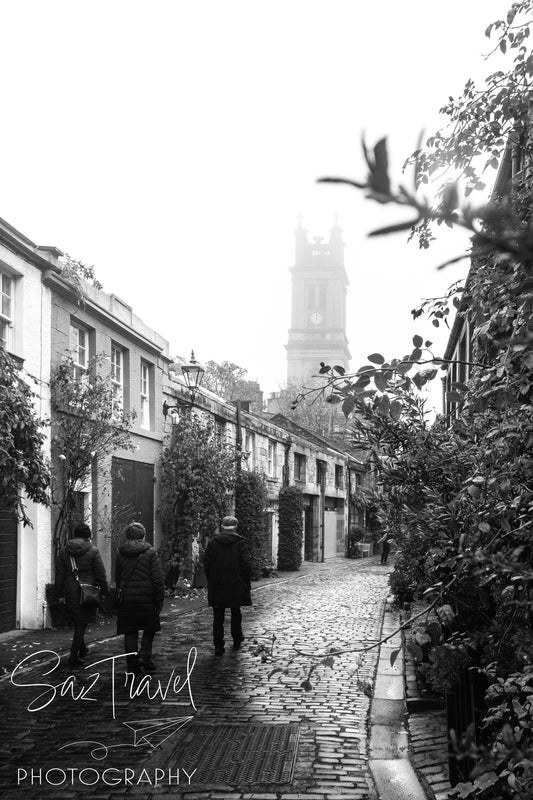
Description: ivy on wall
235,469,269,579
277,485,304,571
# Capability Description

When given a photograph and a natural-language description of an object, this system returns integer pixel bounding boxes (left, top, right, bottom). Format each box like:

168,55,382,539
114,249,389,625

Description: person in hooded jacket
55,522,109,668
204,515,252,656
115,521,165,674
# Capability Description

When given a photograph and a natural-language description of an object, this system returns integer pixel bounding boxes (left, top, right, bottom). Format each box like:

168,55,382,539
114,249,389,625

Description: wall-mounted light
163,350,206,419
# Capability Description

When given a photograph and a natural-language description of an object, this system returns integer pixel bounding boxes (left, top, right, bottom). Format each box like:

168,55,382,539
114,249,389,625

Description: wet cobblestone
0,558,389,799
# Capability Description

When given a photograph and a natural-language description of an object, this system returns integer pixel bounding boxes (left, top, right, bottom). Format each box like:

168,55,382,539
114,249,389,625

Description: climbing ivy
277,485,304,571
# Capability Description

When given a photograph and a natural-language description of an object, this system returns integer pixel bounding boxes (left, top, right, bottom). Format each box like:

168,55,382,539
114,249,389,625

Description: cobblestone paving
0,559,390,800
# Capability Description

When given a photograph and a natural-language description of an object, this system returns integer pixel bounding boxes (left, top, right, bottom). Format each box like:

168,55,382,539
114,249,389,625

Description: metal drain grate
166,722,300,784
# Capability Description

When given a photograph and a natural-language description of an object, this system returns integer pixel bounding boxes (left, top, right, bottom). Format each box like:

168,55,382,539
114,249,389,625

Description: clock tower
286,216,351,385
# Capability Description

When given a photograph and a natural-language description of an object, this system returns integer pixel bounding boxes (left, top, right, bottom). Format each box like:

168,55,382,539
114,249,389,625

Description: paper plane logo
123,716,194,748
59,716,193,760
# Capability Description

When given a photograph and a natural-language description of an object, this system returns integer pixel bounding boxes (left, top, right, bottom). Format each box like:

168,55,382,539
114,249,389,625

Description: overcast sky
0,1,512,410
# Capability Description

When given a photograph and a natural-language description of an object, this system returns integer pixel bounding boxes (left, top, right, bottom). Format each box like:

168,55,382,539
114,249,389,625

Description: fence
446,666,488,785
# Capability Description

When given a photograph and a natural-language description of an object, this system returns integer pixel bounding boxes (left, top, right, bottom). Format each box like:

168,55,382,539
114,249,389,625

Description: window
0,271,13,349
245,431,255,468
335,464,344,489
111,345,124,408
316,459,326,486
215,417,226,444
267,440,277,477
294,453,306,482
70,323,88,380
140,361,151,430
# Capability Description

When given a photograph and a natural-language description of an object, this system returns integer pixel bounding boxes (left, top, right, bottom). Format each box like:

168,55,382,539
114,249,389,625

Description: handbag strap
69,555,80,583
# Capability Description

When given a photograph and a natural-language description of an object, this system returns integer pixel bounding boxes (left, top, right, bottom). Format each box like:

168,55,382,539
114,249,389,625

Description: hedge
277,485,303,571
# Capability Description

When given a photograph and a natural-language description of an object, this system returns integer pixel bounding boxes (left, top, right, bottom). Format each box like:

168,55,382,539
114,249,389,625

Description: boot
68,652,84,668
126,654,141,676
138,653,157,672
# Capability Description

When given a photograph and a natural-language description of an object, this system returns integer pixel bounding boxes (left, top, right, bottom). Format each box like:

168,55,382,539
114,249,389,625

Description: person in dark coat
115,521,165,674
204,515,252,656
55,522,109,668
377,531,391,564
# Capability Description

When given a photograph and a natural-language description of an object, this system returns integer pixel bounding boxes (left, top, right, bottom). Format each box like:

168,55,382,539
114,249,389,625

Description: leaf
474,772,499,792
319,364,331,375
410,348,422,361
268,667,284,681
374,372,388,393
390,648,401,667
370,137,390,195
378,394,390,415
367,353,385,365
408,643,424,662
396,361,412,375
333,365,346,375
342,396,356,418
412,335,423,348
390,400,402,420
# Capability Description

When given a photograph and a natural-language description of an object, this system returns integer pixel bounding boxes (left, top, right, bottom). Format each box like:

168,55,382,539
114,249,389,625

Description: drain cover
166,723,300,784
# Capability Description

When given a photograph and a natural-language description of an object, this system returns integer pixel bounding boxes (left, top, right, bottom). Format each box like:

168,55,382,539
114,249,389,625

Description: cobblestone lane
0,560,390,800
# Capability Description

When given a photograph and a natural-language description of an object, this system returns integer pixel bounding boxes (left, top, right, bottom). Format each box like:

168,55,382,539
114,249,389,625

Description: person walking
115,521,164,674
377,531,391,564
55,522,109,668
204,515,252,656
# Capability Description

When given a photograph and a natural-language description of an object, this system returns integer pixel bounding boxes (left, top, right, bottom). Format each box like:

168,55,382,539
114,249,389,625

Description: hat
73,523,92,540
221,516,238,529
125,522,146,540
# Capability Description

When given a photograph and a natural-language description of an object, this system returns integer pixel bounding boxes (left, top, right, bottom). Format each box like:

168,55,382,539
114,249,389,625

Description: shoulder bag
70,554,102,608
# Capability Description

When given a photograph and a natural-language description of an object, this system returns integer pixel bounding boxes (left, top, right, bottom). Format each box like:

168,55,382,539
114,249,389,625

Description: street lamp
163,350,206,419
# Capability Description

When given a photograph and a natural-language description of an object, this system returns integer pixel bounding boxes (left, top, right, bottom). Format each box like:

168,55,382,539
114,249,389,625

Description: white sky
0,1,512,411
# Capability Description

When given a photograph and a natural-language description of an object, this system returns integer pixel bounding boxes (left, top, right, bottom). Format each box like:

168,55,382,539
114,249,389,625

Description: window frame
111,344,124,409
267,440,277,477
70,322,89,380
140,360,151,430
0,270,14,350
294,453,306,482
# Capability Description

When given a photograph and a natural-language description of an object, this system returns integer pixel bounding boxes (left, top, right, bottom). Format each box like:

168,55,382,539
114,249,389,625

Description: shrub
277,485,303,571
235,470,269,580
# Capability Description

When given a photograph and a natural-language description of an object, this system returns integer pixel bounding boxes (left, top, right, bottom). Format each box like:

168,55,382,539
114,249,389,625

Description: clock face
310,311,323,325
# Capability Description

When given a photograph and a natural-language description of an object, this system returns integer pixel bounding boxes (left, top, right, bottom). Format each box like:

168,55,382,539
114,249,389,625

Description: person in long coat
55,522,109,667
204,515,252,656
115,521,165,674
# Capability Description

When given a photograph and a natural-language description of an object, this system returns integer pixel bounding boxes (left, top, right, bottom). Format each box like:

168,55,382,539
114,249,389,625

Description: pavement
0,557,446,800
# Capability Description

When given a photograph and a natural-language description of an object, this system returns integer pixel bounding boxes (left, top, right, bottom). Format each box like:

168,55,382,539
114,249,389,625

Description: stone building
0,217,55,630
43,265,171,579
163,374,367,566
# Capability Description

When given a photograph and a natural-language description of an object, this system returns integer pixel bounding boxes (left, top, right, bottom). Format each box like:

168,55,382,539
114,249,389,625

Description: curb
368,596,429,800
402,620,451,800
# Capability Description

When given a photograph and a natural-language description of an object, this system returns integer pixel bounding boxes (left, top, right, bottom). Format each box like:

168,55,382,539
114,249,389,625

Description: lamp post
163,350,206,419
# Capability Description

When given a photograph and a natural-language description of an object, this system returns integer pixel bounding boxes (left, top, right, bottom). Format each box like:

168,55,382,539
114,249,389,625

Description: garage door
324,510,338,559
0,502,18,632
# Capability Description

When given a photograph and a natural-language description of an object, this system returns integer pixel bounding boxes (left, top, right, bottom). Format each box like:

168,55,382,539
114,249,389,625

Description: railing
446,666,488,785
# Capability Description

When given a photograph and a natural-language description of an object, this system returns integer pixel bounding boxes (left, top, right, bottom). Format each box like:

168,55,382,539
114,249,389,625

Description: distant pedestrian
204,516,251,656
377,531,391,564
55,522,109,668
115,522,164,675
